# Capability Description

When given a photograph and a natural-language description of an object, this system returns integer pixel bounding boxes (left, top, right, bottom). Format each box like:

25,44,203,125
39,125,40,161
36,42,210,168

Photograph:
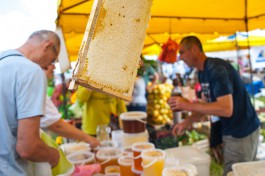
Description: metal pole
61,73,68,119
235,32,241,74
244,0,255,104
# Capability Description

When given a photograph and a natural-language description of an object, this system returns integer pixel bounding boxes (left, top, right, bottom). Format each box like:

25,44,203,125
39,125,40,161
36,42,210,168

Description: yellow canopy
57,0,265,61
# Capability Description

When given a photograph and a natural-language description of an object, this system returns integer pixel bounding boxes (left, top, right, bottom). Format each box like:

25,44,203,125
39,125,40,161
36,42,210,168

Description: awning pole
235,32,241,74
61,73,68,119
244,0,255,104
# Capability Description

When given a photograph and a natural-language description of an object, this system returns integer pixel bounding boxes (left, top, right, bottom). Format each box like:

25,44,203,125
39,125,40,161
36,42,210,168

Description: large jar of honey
120,112,147,133
132,142,155,171
96,148,121,174
141,149,166,176
118,156,134,176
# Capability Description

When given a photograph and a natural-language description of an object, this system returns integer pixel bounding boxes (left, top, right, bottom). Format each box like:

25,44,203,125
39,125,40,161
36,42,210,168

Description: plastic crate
232,160,265,176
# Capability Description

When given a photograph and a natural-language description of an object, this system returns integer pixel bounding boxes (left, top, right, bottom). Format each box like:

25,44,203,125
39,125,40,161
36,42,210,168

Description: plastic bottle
171,86,182,124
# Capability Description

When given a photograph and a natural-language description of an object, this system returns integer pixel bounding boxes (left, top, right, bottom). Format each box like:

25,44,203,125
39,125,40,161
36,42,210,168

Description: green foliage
178,130,207,146
155,135,178,150
142,55,158,70
144,60,158,71
58,104,74,119
210,159,223,176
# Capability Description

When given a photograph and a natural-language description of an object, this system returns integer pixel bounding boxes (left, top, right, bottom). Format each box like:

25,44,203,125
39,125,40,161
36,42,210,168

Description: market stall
53,1,265,175
58,111,209,176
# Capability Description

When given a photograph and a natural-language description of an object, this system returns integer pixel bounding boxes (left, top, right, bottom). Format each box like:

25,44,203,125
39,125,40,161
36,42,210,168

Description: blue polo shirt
0,50,46,175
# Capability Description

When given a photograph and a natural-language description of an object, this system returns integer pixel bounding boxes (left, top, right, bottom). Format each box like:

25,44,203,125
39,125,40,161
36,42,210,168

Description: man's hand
49,148,60,168
16,117,60,167
168,96,189,112
172,119,192,136
86,136,100,149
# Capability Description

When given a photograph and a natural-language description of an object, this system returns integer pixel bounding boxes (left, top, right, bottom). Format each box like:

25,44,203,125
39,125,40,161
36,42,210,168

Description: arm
151,72,159,85
168,94,233,118
16,117,59,167
146,66,158,91
116,99,127,115
76,86,92,103
47,119,100,148
51,84,63,107
172,111,205,136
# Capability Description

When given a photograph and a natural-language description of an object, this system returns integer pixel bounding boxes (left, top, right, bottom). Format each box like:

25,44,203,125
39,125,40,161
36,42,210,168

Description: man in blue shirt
0,30,60,175
168,36,260,175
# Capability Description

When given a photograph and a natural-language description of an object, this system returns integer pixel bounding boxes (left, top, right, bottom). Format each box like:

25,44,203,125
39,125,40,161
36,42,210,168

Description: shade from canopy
57,0,265,61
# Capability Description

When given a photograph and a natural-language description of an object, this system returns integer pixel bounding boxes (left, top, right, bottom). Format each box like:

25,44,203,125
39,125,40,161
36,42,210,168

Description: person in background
51,81,72,108
43,64,100,148
175,73,184,86
0,30,60,175
168,36,260,176
51,78,74,119
139,56,159,89
76,87,127,136
127,60,147,112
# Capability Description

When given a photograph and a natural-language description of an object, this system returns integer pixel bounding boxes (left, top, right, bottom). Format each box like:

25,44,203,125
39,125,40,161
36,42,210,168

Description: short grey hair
29,30,60,47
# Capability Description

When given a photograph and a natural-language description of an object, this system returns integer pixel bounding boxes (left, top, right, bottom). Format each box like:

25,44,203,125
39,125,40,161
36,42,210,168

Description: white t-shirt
131,77,147,104
40,95,61,128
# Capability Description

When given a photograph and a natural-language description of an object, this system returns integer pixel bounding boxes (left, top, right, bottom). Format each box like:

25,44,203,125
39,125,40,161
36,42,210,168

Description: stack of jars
119,142,166,176
61,142,166,176
120,112,149,147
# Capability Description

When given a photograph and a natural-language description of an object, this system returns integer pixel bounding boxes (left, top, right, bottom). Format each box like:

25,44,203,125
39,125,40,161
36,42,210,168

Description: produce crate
192,139,209,152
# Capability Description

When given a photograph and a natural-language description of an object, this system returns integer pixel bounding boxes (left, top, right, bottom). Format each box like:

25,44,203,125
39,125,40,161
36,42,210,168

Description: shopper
137,56,158,90
76,87,127,136
168,36,260,176
0,30,60,175
42,64,100,148
127,60,148,112
127,75,147,112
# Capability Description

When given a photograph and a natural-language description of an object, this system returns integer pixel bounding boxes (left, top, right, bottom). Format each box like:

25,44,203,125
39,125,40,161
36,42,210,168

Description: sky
0,0,57,51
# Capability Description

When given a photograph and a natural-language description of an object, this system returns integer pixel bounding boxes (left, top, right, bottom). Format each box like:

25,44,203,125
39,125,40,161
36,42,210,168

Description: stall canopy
57,0,265,61
208,29,265,47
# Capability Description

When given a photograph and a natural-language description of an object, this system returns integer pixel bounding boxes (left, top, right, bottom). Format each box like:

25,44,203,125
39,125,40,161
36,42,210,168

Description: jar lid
120,111,147,120
96,148,121,160
132,142,155,152
118,156,134,166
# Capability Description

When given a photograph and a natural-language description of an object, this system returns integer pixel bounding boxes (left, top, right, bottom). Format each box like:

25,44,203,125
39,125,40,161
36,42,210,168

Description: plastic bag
158,38,178,63
72,164,101,176
40,130,74,176
17,158,52,176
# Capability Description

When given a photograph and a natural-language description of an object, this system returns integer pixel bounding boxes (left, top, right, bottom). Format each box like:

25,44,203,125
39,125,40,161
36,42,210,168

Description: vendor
168,36,260,176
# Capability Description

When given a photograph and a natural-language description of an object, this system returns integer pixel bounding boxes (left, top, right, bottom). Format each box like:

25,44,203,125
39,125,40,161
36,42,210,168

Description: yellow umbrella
57,0,265,61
